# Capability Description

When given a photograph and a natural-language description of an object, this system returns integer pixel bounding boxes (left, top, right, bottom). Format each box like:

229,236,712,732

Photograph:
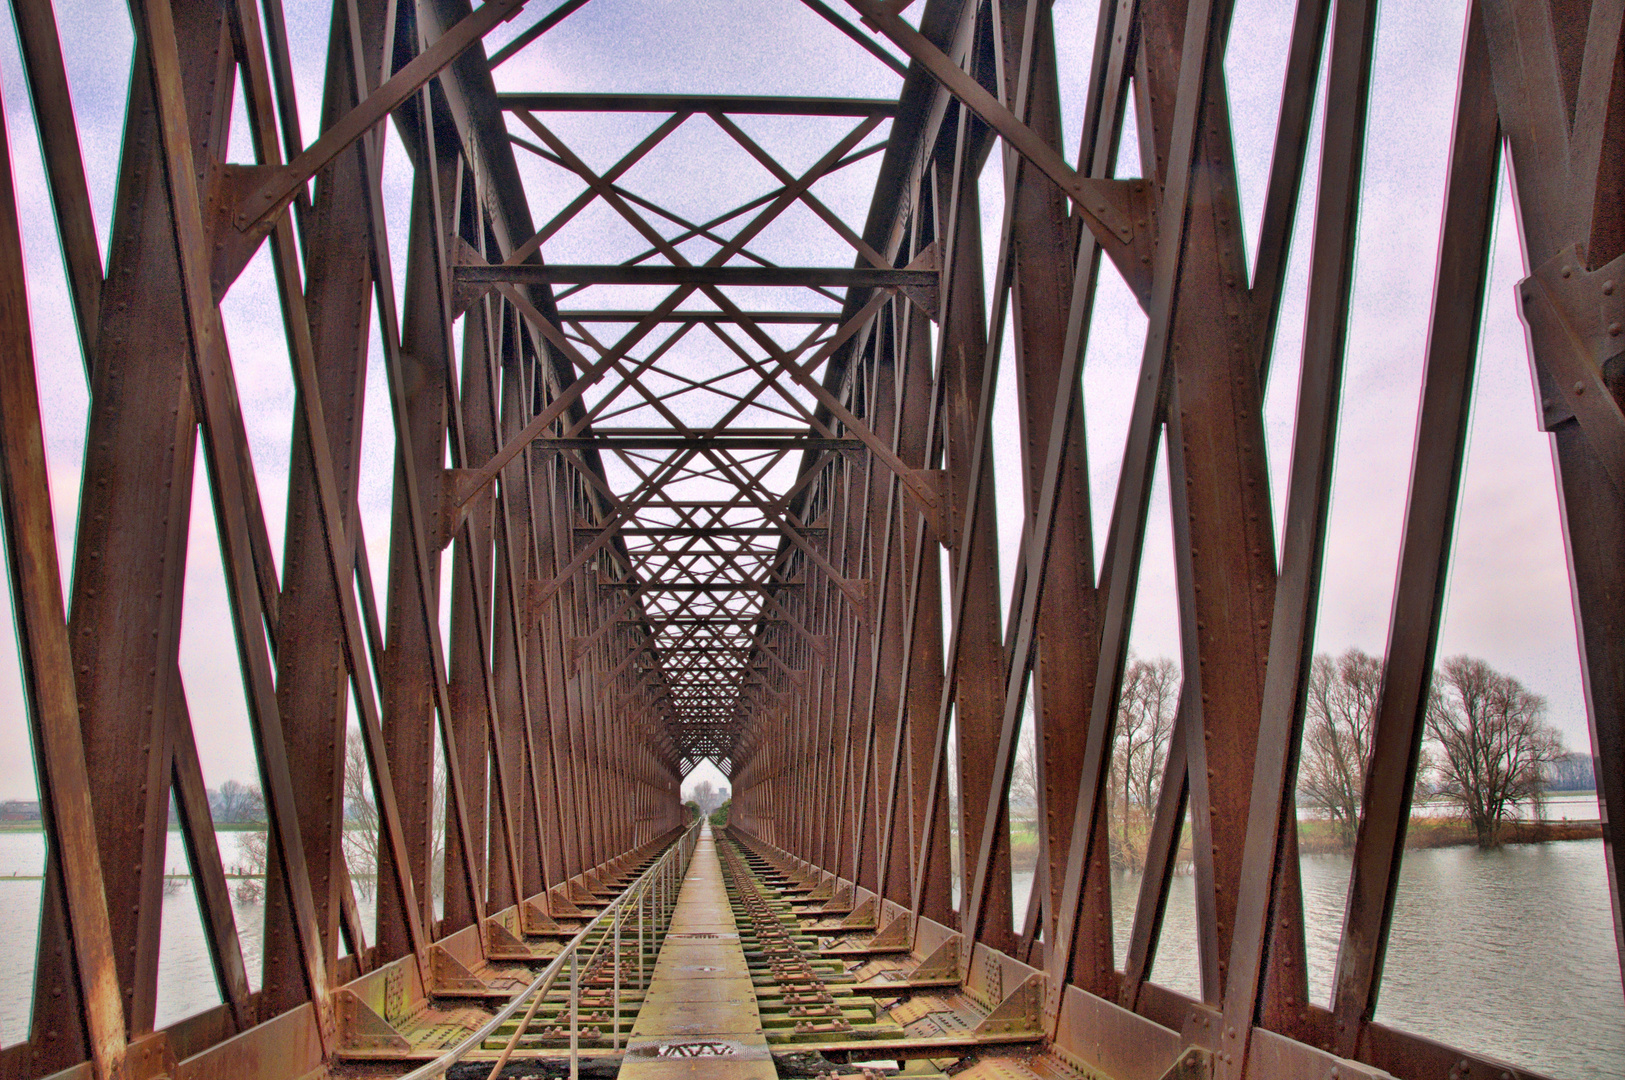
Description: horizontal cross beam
558,309,845,323
594,527,829,536
496,92,899,115
630,613,789,623
543,436,859,451
602,582,802,592
454,263,935,288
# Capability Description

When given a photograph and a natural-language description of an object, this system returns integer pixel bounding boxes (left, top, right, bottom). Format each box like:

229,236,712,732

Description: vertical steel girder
743,2,1625,1080
261,0,390,1012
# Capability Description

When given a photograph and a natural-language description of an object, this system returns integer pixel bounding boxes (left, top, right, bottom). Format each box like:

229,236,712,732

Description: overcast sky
0,0,1590,831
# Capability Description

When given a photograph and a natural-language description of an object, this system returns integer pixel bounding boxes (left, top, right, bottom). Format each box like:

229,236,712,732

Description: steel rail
398,820,701,1080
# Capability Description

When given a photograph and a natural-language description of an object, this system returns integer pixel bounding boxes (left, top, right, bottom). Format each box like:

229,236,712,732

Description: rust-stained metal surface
618,825,778,1079
0,0,1618,1078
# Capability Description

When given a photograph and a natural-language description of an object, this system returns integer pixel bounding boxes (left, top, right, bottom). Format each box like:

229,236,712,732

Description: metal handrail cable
398,821,701,1080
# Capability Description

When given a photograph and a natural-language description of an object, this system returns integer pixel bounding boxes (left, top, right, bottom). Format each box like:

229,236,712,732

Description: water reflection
0,828,376,1040
1013,840,1625,1080
1,831,1621,1076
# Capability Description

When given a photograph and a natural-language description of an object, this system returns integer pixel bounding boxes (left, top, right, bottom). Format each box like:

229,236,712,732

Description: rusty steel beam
842,0,1134,243
1485,0,1625,999
561,309,846,322
498,91,901,114
1216,0,1379,1070
0,79,128,1080
235,0,532,230
260,0,391,1010
1328,1,1500,1049
455,263,936,288
0,0,1618,1078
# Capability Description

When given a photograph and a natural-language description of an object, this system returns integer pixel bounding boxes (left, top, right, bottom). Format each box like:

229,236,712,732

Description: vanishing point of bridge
0,0,1620,1077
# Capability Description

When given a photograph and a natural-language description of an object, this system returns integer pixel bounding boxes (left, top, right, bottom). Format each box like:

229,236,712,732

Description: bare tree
688,780,719,816
1298,648,1383,849
344,730,380,900
1006,728,1041,861
1009,734,1038,816
232,739,371,905
1547,751,1595,792
340,728,444,904
1427,656,1564,847
233,829,267,903
1112,657,1180,871
210,779,265,824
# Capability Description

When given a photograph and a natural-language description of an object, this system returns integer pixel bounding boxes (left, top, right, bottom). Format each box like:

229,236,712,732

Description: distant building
1,800,41,822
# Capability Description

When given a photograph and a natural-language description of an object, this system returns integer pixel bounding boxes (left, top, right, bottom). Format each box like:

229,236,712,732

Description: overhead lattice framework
469,89,927,771
0,0,1619,1078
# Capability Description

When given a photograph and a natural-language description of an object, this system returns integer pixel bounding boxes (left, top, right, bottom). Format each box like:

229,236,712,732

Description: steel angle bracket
972,972,1045,1038
205,163,280,300
841,577,874,626
907,935,961,984
1518,244,1625,494
863,911,913,951
438,468,484,550
898,240,942,321
428,945,490,995
484,912,549,961
1088,178,1157,310
546,885,591,919
522,897,572,935
1156,1047,1215,1080
837,894,879,931
125,1032,180,1080
450,236,496,318
333,989,411,1057
907,468,952,547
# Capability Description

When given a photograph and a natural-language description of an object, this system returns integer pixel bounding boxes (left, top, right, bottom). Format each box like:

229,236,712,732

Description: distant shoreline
996,806,1605,875
1297,816,1603,855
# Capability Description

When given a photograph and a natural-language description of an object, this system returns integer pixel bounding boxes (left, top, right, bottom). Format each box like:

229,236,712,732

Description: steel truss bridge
0,0,1619,1077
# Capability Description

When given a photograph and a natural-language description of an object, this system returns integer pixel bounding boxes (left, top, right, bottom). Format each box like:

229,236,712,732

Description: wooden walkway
618,824,778,1078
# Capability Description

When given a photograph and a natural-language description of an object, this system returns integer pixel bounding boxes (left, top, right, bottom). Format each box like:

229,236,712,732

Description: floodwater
1408,790,1602,820
0,829,376,1040
0,830,1620,1078
1010,838,1625,1080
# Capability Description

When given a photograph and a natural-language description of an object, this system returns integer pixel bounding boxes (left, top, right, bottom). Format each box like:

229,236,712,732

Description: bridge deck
618,825,778,1078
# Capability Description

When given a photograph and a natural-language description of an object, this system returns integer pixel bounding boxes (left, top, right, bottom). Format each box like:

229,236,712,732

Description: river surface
1005,839,1623,1080
1407,791,1601,820
0,832,1620,1077
0,829,377,1039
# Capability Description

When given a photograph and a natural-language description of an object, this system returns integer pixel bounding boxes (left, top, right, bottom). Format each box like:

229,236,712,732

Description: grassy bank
1385,817,1600,851
993,816,1603,873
